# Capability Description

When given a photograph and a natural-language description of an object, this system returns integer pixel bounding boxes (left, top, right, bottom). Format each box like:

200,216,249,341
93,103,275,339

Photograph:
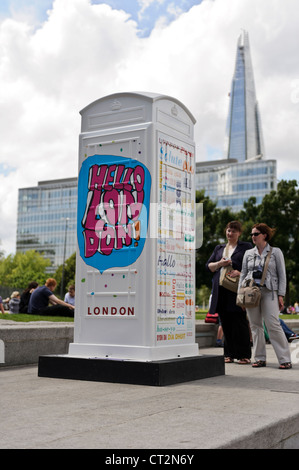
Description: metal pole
60,217,69,298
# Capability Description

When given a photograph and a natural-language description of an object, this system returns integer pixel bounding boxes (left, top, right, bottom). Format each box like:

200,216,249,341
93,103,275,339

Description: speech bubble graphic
77,155,151,273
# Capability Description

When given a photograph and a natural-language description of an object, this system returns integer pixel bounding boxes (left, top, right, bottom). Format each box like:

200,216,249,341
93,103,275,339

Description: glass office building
196,158,277,212
196,31,276,212
226,30,264,161
17,178,77,271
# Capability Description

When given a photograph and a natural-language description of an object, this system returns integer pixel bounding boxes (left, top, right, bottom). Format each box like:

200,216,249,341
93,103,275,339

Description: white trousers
247,287,291,365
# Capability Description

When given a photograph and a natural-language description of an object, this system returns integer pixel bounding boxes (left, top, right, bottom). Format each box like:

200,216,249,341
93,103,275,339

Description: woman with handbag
206,221,252,364
239,223,291,369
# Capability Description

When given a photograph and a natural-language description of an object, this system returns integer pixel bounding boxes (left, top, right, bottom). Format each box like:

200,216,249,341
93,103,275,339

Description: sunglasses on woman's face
250,232,262,237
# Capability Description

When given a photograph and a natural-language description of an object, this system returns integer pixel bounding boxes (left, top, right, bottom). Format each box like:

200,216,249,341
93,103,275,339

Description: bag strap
260,247,272,287
219,244,230,284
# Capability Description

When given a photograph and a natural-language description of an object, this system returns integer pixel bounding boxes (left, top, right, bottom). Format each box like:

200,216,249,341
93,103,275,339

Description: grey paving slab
1,344,299,449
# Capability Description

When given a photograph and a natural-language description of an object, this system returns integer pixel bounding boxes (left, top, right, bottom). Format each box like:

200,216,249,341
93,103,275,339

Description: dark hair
23,281,38,294
252,223,276,241
225,220,242,233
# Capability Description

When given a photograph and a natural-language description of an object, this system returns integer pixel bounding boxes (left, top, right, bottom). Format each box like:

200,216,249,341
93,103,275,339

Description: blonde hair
11,291,20,298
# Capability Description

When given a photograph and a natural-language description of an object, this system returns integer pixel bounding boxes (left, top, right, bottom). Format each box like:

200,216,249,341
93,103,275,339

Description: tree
235,180,299,304
54,252,76,297
196,285,211,309
237,196,260,240
195,190,236,293
257,180,299,303
0,250,51,288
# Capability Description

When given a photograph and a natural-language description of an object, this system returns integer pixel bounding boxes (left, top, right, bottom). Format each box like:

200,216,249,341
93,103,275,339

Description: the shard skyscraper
226,30,264,161
196,30,277,212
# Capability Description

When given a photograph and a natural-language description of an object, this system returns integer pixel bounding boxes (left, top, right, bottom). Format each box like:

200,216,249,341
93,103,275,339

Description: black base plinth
38,354,224,386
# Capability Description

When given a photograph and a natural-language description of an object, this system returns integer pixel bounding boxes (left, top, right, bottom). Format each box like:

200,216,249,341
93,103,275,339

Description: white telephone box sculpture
38,92,224,385
70,92,197,361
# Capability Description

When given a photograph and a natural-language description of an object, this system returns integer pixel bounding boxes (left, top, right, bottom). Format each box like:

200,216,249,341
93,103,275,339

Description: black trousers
217,286,251,360
39,305,74,317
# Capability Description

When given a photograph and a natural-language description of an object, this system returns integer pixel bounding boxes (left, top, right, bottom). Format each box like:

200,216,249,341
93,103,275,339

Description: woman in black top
19,282,38,313
206,221,252,364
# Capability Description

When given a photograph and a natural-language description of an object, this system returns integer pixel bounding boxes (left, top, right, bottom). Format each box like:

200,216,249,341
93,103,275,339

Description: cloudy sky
0,0,299,256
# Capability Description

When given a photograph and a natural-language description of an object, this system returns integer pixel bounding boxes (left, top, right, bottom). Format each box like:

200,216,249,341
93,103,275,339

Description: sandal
238,358,251,364
252,360,266,368
279,362,292,369
225,357,234,363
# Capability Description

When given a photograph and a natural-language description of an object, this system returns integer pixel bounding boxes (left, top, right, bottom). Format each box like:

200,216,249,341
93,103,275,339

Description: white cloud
0,0,299,255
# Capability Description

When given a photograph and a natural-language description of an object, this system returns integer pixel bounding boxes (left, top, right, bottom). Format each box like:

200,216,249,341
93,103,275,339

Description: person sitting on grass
28,278,75,317
19,281,38,313
64,284,75,306
0,295,5,314
9,291,21,314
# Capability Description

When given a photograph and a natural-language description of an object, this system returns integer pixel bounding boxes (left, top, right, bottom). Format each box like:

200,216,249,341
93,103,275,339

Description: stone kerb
0,319,298,367
0,322,74,367
0,320,212,367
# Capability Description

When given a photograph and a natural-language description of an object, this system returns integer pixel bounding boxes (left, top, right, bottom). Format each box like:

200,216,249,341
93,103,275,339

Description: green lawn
0,313,74,322
278,314,299,320
1,312,298,323
195,311,299,321
196,311,208,320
